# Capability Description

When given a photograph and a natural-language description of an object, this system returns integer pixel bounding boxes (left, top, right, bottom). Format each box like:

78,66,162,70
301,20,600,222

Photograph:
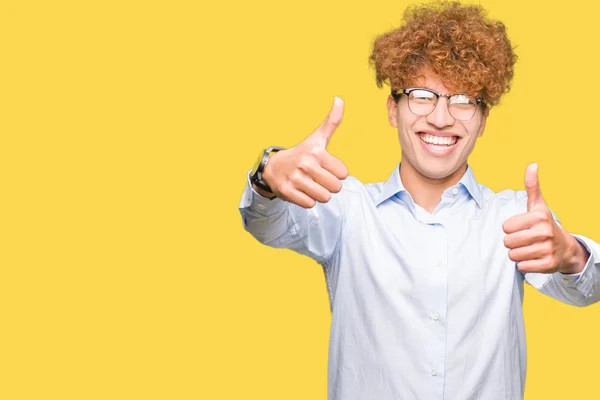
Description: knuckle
279,182,292,196
297,156,313,172
538,226,553,239
289,171,303,185
327,118,340,130
542,241,553,254
536,210,550,222
309,146,326,158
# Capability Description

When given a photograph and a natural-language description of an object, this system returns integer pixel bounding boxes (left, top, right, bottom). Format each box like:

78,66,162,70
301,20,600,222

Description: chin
417,163,461,180
422,170,452,180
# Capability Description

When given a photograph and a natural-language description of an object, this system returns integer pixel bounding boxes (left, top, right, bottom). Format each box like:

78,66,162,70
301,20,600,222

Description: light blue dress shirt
239,164,600,400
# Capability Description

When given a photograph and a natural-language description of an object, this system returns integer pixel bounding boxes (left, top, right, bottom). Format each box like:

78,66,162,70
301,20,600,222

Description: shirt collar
376,163,483,208
376,163,407,206
459,164,483,208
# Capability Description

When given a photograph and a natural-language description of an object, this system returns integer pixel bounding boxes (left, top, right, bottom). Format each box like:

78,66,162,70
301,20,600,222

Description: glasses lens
408,89,436,115
448,94,478,120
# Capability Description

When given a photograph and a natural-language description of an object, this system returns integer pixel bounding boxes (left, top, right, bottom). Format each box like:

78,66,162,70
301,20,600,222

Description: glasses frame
391,88,484,121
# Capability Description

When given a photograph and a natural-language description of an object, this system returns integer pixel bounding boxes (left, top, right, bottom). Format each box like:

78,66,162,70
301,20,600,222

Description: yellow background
1,0,599,398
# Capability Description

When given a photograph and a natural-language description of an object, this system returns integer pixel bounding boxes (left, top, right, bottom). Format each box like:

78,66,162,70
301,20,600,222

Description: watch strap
251,146,284,194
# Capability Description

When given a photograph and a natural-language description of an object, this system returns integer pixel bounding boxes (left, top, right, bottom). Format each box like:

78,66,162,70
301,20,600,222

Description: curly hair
369,1,517,107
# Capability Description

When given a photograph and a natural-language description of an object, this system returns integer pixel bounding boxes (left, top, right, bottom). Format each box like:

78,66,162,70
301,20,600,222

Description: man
238,1,600,399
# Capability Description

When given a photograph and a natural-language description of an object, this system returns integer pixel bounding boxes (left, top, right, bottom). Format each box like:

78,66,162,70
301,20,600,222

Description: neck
399,161,467,213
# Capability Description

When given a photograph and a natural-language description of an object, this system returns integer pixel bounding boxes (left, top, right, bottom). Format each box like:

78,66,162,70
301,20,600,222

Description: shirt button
431,369,438,376
588,292,594,298
433,312,440,321
562,278,570,283
257,204,266,210
434,261,441,268
451,188,458,195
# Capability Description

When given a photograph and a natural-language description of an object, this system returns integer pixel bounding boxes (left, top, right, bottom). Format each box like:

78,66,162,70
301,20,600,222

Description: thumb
525,163,544,211
312,96,344,147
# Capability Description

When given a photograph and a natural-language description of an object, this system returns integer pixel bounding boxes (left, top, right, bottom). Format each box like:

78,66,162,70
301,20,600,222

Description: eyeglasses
391,88,483,121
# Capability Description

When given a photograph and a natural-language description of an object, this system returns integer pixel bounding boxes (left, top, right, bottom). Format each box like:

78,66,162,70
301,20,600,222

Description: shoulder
333,175,386,205
343,176,386,198
479,184,528,216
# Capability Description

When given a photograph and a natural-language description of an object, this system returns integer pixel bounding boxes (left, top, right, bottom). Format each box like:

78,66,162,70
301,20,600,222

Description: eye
410,89,436,102
449,94,477,106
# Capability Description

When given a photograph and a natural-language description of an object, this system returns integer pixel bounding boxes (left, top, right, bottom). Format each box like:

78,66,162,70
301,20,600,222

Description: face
387,73,489,182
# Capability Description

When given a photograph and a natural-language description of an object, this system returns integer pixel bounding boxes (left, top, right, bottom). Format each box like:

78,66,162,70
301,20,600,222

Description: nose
426,97,455,128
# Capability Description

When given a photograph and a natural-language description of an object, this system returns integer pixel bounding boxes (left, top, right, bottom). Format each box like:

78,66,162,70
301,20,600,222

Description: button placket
426,223,447,384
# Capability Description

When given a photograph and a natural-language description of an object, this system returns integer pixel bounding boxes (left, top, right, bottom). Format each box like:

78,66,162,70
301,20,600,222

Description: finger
525,163,545,211
319,152,349,180
503,229,540,249
279,189,317,209
516,258,556,274
305,164,343,193
296,177,333,204
502,211,545,234
508,242,551,262
310,96,345,147
504,223,554,248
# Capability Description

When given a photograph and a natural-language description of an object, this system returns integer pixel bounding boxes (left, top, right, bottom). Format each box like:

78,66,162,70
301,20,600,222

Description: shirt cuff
238,170,286,215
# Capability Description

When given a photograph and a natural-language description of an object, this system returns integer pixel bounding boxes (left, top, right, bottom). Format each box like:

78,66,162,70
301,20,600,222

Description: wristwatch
250,146,285,194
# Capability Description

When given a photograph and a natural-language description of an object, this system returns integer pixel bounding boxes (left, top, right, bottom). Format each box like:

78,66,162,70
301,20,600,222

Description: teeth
419,133,457,146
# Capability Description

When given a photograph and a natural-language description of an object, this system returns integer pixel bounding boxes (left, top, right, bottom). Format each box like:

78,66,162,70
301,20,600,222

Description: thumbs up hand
502,163,588,274
261,97,349,209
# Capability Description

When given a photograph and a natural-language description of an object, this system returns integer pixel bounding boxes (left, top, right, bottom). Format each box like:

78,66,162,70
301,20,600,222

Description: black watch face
251,150,264,176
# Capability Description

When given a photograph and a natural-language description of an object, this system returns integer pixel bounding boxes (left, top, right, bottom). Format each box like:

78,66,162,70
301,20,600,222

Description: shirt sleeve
517,189,600,306
238,171,350,265
524,234,600,307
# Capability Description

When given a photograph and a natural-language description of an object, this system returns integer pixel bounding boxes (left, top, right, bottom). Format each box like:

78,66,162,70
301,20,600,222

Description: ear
477,107,489,138
387,95,398,128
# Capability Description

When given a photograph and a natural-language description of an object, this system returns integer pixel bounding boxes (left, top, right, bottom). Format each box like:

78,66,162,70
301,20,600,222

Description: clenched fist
261,97,349,208
502,163,588,274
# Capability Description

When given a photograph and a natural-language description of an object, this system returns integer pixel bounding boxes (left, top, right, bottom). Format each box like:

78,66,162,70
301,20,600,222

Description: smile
418,133,458,146
417,132,460,156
